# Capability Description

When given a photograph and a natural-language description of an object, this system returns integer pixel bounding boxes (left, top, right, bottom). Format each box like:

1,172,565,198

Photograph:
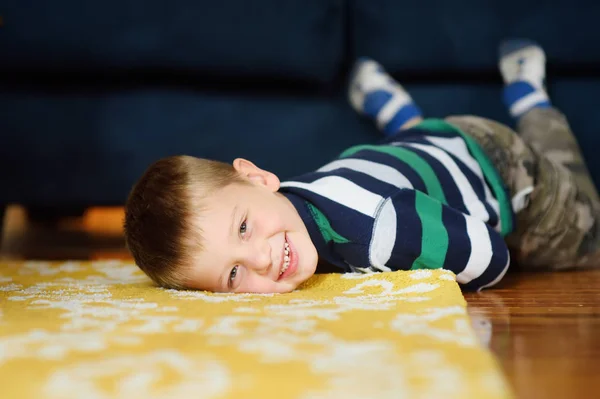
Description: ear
232,158,280,192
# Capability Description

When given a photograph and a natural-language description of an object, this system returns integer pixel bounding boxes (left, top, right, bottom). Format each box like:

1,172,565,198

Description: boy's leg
499,39,600,204
518,109,600,204
348,58,423,133
443,39,600,271
497,40,600,269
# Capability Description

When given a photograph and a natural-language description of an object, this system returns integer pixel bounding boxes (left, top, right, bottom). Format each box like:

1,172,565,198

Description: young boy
124,40,600,293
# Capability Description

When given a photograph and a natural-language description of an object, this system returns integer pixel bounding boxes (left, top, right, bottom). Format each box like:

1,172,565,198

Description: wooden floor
1,205,599,399
465,272,600,399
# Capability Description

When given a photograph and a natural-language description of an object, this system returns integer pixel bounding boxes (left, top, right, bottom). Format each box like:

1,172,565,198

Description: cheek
258,210,287,233
238,273,278,294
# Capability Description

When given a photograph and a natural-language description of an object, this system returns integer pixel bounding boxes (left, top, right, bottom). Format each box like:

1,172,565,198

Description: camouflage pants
446,109,600,270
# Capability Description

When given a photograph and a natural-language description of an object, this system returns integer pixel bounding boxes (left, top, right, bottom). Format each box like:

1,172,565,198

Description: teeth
279,257,290,276
280,240,291,276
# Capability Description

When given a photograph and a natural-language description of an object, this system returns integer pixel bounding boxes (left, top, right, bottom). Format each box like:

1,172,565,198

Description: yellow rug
0,260,512,399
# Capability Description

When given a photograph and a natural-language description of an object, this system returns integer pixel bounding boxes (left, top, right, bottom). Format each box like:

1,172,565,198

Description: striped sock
499,39,551,119
348,58,422,135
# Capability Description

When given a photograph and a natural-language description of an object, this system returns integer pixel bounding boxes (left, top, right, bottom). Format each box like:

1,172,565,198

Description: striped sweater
279,119,516,291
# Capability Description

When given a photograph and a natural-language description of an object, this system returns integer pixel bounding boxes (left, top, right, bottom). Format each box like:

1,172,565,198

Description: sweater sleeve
333,189,510,291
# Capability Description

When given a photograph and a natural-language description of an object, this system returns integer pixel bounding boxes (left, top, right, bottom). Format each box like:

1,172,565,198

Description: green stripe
341,145,447,205
411,191,448,270
415,118,513,236
306,202,350,244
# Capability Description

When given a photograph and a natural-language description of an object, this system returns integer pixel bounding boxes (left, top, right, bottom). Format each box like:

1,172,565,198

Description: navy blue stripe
386,190,422,271
480,200,498,227
378,127,462,145
440,207,470,275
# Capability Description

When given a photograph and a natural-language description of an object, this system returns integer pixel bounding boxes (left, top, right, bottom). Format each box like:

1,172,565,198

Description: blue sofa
2,0,600,227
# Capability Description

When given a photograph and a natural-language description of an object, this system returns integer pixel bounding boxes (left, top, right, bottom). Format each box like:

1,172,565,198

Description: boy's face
185,159,318,294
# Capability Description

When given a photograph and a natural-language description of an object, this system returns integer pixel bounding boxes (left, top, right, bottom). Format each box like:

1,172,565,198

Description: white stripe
477,253,510,291
369,198,396,272
510,90,549,117
280,176,384,217
412,136,502,232
422,136,481,175
376,92,412,130
402,143,490,222
317,158,413,190
456,218,493,284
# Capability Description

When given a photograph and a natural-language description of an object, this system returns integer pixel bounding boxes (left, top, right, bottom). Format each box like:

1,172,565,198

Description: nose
244,240,272,274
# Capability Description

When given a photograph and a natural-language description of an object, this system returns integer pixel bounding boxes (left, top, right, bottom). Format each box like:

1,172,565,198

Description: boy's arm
334,189,510,291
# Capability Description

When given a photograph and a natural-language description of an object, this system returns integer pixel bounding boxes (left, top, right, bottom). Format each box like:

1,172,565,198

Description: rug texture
0,260,512,399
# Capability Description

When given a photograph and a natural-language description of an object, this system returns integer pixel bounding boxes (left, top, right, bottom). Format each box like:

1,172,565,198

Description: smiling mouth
279,239,291,277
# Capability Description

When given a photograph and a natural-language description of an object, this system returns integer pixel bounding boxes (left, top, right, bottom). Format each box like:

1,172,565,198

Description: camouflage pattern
518,108,600,205
446,109,600,270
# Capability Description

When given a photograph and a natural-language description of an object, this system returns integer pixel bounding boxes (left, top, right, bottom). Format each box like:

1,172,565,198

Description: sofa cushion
2,81,599,204
1,0,344,84
0,89,374,204
350,0,600,73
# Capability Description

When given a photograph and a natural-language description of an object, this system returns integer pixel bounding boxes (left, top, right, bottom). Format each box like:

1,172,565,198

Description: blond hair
123,155,246,288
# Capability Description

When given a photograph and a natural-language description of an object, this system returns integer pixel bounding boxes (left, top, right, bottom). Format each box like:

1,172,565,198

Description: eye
239,220,247,237
228,265,238,288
